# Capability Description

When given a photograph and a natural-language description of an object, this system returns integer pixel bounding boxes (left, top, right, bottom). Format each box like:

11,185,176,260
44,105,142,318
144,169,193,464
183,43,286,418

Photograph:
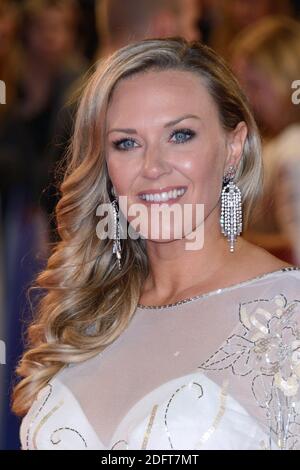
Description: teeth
139,187,186,202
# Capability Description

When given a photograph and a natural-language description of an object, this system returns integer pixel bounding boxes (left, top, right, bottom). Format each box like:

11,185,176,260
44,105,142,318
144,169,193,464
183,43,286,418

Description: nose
141,145,172,180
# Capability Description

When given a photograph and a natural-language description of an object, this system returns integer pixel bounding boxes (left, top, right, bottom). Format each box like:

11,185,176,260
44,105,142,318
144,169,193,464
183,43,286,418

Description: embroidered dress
20,267,300,450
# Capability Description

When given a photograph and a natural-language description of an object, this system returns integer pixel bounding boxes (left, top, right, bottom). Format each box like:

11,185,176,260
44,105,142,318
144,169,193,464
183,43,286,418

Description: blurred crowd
1,0,300,449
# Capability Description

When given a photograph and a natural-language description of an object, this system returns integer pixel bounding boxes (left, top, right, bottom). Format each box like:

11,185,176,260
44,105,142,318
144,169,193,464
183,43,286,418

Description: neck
142,207,244,300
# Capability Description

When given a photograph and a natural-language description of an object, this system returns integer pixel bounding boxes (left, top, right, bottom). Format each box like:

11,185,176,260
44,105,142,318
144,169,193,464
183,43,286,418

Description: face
105,70,245,244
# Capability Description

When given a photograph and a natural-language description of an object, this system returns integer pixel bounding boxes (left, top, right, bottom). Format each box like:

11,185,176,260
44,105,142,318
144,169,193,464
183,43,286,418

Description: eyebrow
107,114,201,135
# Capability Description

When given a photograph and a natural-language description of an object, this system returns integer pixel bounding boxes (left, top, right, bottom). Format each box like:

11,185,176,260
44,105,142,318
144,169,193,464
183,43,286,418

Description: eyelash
112,128,196,151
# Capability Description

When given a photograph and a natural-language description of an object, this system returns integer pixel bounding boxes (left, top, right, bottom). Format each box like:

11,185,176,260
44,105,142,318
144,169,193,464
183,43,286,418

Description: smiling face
105,69,246,243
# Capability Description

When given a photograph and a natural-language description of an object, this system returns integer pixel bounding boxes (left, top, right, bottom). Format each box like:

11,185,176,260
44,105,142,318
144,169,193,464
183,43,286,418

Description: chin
139,225,186,242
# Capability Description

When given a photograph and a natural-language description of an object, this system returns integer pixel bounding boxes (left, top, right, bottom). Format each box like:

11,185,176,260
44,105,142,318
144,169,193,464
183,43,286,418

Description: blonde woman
12,37,300,450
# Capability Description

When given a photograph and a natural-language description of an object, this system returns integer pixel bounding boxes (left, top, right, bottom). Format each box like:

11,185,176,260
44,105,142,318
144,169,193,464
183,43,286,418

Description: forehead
106,69,218,124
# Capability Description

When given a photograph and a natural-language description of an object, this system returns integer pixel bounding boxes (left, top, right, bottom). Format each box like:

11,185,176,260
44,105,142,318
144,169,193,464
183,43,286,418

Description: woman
12,37,300,450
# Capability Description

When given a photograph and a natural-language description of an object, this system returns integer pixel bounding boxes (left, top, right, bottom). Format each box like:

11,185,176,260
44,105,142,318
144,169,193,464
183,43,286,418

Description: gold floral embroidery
195,379,229,448
32,400,64,449
141,404,159,449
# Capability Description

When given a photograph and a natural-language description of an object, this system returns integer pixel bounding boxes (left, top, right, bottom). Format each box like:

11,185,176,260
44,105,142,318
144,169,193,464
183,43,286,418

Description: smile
137,187,187,203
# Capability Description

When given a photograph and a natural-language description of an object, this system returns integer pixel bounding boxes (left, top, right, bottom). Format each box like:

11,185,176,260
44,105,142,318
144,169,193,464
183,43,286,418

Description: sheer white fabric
20,266,300,450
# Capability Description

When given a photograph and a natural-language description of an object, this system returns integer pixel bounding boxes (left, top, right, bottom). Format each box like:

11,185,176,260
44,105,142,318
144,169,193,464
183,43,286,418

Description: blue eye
170,128,196,144
112,137,138,151
112,127,195,151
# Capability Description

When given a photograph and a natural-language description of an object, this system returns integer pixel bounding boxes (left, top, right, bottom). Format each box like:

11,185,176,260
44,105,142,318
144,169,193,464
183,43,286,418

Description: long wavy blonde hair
12,36,263,416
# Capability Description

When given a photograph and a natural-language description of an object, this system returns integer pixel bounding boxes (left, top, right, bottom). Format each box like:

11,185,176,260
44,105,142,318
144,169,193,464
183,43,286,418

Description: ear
224,121,248,171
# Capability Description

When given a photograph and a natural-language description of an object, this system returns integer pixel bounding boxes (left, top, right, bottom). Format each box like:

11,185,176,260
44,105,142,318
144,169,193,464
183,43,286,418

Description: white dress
20,266,300,450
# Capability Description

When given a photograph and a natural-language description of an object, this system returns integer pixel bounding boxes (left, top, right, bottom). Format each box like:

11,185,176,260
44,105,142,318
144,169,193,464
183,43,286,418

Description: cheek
178,147,222,198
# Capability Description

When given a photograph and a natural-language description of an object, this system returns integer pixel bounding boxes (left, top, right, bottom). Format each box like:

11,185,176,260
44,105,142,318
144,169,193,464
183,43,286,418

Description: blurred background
1,0,300,450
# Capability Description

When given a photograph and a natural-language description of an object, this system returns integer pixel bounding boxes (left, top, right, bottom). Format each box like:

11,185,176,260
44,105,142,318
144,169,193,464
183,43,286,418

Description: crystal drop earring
220,165,242,252
111,186,122,270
